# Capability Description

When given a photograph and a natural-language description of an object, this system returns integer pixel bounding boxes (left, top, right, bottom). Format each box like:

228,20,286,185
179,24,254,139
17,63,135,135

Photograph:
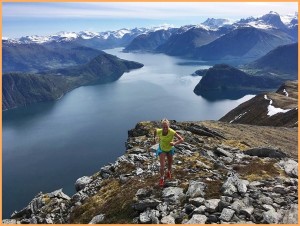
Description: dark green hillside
2,73,76,110
245,43,298,78
44,54,144,83
3,42,103,73
193,27,293,62
156,28,221,56
3,54,144,110
124,29,174,52
194,64,281,96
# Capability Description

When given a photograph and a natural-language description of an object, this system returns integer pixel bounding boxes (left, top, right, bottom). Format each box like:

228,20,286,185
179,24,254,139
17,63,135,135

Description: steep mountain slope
156,27,222,56
124,29,175,52
2,54,143,110
244,43,298,79
2,73,75,111
192,27,294,61
3,42,104,73
44,54,144,83
219,81,298,127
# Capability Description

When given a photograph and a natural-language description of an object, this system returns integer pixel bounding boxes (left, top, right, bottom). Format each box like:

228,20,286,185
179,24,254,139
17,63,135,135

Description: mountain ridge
2,53,143,111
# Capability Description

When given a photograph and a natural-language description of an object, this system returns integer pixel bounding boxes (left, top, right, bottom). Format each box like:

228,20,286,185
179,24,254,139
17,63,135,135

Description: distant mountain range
127,11,298,62
193,42,298,100
2,11,298,110
3,11,297,66
3,42,104,73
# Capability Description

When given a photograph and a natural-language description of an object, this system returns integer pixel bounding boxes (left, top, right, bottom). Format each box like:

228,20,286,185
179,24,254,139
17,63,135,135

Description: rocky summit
3,120,298,224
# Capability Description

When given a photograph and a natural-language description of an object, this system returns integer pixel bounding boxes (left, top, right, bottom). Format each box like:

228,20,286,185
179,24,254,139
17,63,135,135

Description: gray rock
161,215,175,224
204,199,220,213
230,200,246,214
195,160,211,169
259,196,273,205
236,179,249,194
162,187,185,204
262,204,275,211
139,209,159,224
20,219,31,224
71,190,89,203
263,209,280,224
88,214,105,224
100,165,113,178
186,181,206,198
189,197,205,207
119,174,132,183
221,177,237,196
240,206,254,218
185,214,207,224
220,208,235,222
244,147,287,158
29,196,45,214
165,180,179,187
185,204,196,214
215,147,234,158
136,188,152,199
45,217,53,224
75,176,93,192
139,211,151,224
133,199,161,211
48,189,71,200
157,202,169,216
281,204,298,224
136,167,144,175
273,185,287,194
279,159,298,178
193,206,206,214
2,219,20,224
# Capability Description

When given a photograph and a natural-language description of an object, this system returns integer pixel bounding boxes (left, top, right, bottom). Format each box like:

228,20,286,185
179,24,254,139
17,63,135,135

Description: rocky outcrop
4,121,298,224
220,80,298,127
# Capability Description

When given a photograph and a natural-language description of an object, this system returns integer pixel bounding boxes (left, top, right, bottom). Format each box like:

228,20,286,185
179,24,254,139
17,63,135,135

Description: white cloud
3,2,298,19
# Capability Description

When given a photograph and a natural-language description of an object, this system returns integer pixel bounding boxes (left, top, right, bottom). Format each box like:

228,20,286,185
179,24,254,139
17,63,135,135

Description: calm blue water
2,48,254,218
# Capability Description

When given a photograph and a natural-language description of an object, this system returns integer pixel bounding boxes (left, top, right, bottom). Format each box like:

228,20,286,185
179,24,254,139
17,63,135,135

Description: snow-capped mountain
3,11,297,45
201,18,235,29
235,11,297,30
4,28,149,45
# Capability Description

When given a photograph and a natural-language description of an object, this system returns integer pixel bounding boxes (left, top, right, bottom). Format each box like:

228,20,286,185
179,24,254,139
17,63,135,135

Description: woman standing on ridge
153,118,184,187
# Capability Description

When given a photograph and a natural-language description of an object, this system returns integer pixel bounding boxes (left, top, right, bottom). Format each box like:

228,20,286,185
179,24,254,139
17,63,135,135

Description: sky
2,2,298,38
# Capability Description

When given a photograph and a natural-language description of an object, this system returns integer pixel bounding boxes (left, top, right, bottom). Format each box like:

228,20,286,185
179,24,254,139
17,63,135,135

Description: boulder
220,208,235,222
88,214,105,224
162,187,185,204
185,214,207,224
186,181,206,198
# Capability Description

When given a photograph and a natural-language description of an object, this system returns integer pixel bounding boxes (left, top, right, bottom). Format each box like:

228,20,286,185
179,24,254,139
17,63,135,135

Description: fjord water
2,48,254,218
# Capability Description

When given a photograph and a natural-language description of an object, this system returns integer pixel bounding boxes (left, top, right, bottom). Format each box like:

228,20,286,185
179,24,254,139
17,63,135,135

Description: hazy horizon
3,2,298,38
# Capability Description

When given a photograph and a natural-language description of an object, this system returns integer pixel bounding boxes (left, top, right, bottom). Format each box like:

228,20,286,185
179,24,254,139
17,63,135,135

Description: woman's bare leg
159,153,166,178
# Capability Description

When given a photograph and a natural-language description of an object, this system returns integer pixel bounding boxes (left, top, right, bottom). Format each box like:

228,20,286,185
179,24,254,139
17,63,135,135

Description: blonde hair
161,118,170,126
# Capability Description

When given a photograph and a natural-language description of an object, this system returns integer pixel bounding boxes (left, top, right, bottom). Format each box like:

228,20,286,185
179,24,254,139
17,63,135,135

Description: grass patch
233,158,281,181
69,175,161,224
222,139,249,150
204,180,223,199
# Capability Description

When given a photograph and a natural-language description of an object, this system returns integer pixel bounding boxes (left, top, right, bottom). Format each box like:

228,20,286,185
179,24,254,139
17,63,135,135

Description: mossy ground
233,158,283,181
